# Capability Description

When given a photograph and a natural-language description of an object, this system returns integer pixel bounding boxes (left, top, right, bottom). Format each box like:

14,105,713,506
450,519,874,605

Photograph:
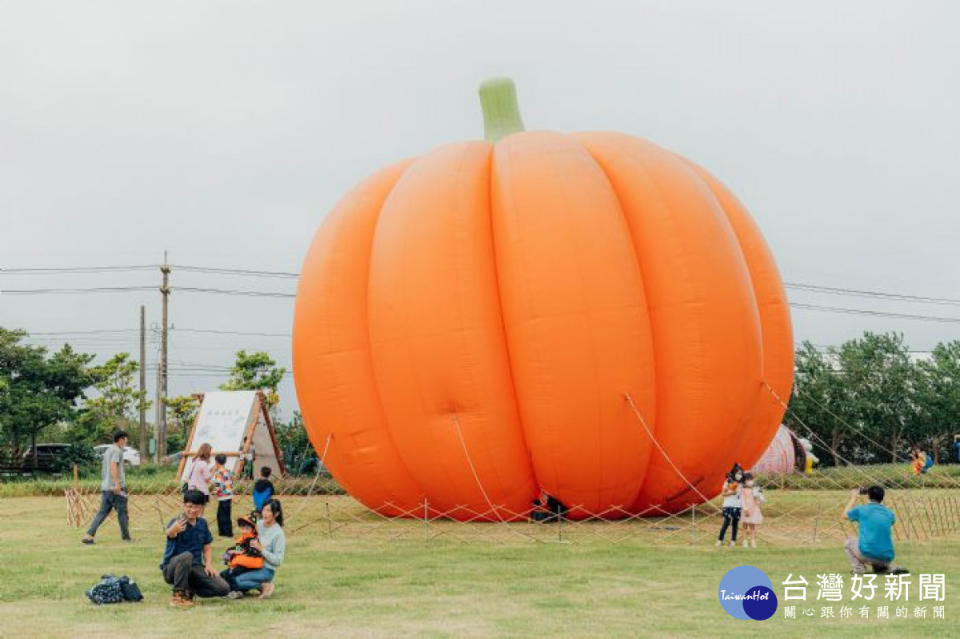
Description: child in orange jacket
222,516,264,574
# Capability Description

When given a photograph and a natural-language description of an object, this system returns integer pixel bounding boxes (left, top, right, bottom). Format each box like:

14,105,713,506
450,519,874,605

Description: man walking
161,489,230,608
82,430,131,544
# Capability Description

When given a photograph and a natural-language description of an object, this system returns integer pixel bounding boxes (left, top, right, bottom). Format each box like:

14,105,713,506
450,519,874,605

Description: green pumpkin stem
478,77,525,142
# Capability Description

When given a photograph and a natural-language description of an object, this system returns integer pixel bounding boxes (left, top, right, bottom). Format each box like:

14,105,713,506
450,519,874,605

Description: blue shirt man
848,502,895,561
160,515,213,569
842,486,903,574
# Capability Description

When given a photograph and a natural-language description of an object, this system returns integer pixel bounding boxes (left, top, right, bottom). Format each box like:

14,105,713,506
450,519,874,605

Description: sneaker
81,537,95,545
891,568,910,575
258,582,275,599
170,591,194,609
742,539,749,547
227,590,244,600
729,540,736,548
715,540,723,547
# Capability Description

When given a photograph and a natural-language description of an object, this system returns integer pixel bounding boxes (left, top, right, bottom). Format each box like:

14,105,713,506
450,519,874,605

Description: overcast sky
1,1,958,420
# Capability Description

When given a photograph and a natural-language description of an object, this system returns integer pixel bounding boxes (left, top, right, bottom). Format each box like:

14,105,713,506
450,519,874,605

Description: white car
93,444,142,467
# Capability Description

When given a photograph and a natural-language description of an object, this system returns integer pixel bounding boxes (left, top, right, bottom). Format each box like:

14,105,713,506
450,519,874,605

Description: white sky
1,1,958,419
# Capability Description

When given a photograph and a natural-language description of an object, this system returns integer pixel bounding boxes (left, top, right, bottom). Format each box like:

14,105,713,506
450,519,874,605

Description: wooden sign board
177,390,285,481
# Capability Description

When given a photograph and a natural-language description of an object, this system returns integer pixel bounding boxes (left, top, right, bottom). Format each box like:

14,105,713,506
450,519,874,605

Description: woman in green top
223,499,286,599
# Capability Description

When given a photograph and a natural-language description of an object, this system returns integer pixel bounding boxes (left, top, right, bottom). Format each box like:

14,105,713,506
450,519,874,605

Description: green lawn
0,493,958,638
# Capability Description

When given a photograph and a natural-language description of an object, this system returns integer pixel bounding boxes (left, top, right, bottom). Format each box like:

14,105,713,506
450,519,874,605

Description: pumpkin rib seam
574,134,657,513
364,158,431,508
487,140,542,503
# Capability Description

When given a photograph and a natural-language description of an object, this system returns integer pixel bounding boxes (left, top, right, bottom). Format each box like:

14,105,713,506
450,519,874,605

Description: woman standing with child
716,464,744,547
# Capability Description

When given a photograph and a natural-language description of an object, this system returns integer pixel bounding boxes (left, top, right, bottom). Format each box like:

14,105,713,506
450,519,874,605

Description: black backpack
86,575,143,605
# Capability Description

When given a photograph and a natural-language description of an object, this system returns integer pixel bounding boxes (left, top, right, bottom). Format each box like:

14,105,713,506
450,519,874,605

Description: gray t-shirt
100,444,126,491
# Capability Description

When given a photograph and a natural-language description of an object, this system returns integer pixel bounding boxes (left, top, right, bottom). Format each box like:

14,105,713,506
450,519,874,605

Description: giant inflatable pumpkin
293,78,793,520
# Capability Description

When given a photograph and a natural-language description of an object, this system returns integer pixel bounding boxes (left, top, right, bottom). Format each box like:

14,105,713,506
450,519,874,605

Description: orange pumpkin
292,78,793,520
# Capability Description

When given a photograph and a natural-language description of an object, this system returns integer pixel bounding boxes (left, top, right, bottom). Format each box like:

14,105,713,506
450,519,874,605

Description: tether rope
450,414,539,541
290,432,333,519
624,392,722,512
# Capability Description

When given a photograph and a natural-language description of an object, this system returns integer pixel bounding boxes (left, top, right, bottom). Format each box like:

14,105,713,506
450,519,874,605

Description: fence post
894,496,907,541
812,503,822,544
921,494,936,539
325,501,333,537
423,497,429,541
906,495,923,541
690,504,697,545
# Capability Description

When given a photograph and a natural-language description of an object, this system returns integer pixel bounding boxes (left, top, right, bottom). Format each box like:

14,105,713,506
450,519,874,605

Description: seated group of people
161,488,286,609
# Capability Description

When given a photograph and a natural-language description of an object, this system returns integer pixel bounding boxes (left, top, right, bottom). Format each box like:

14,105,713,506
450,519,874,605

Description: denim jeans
221,567,275,592
86,491,130,539
718,506,741,542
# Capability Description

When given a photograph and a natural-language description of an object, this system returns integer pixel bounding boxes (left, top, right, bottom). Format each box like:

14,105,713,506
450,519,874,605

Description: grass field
1,491,959,638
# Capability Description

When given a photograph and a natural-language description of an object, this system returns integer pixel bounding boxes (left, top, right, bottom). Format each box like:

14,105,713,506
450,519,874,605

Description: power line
171,327,291,337
2,261,957,306
1,285,294,297
175,287,295,298
172,264,299,279
29,329,138,335
785,282,960,307
0,264,156,274
791,302,960,324
810,344,934,354
0,286,156,295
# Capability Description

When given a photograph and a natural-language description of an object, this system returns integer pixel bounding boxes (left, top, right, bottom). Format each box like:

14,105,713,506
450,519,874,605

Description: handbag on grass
86,575,143,605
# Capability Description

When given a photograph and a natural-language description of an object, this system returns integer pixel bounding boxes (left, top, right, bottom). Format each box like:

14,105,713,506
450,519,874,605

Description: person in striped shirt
212,454,235,537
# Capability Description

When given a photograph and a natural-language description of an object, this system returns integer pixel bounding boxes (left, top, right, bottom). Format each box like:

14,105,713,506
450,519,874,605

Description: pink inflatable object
751,425,796,474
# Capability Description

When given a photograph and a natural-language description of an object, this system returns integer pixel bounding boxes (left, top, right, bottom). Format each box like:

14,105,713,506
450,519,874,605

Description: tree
275,411,314,474
164,394,200,452
220,350,286,411
835,333,913,463
0,328,96,463
786,341,852,466
84,352,151,443
912,341,960,463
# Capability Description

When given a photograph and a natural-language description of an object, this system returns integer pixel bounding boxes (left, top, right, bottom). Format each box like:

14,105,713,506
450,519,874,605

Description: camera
858,487,870,496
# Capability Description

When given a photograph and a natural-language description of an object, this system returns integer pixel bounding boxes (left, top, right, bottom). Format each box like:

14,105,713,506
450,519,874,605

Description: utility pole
159,252,171,458
154,357,161,462
139,305,146,457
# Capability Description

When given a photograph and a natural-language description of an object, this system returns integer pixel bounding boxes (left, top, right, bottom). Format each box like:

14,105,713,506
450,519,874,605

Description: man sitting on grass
161,489,230,608
842,486,908,575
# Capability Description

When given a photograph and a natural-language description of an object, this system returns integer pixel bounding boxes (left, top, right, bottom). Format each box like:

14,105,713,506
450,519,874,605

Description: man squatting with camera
161,489,231,608
842,485,908,575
